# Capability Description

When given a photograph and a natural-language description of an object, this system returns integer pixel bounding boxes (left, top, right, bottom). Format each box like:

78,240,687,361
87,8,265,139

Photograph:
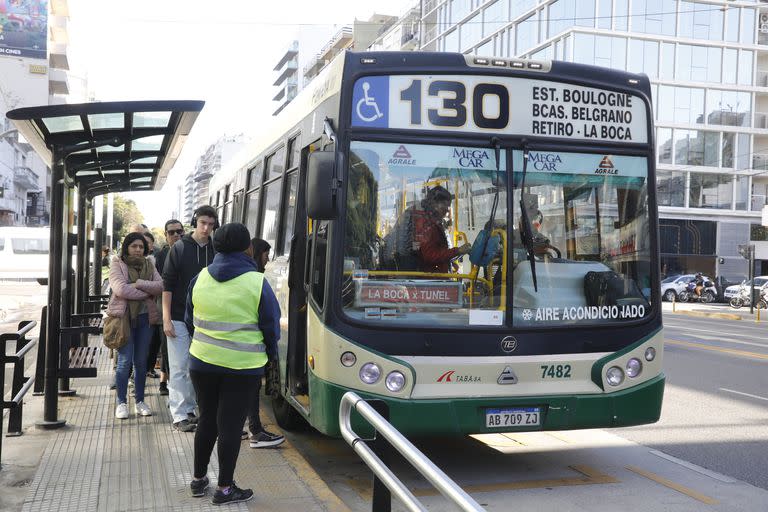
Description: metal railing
1,320,38,470
339,391,485,512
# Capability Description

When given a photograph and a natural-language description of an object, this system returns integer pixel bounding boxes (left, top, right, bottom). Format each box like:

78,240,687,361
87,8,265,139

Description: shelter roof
7,100,204,197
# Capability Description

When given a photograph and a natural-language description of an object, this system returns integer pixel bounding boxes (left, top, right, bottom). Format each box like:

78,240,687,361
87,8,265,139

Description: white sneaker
135,401,153,417
115,403,129,419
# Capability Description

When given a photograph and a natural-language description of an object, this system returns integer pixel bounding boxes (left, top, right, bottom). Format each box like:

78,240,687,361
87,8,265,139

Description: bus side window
310,220,329,309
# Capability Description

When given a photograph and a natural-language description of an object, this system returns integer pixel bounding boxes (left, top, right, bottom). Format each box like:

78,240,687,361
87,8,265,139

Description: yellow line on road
666,339,768,361
626,466,718,505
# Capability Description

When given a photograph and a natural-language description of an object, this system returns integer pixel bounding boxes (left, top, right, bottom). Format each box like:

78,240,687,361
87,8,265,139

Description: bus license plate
485,407,541,428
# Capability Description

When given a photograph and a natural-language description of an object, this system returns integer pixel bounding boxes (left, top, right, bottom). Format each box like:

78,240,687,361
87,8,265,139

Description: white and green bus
209,51,663,436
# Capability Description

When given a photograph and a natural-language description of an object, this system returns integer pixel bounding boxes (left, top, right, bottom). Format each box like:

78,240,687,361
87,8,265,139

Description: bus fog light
340,351,357,367
626,358,642,378
644,347,656,362
359,363,381,384
385,371,406,392
606,366,625,386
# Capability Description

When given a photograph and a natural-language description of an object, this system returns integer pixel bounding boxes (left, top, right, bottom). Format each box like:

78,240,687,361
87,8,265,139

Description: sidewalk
661,300,768,321
0,347,350,512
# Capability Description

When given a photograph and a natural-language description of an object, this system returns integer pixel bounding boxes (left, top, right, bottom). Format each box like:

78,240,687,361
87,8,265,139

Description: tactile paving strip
20,337,340,511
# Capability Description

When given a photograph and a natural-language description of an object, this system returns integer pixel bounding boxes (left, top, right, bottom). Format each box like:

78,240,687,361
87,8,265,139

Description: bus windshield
342,141,652,328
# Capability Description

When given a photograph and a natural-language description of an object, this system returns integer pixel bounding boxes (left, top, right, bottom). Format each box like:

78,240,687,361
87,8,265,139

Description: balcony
49,42,69,70
317,26,352,63
273,60,298,86
303,55,326,81
272,78,298,102
273,41,299,71
48,68,69,95
49,14,68,44
14,167,40,191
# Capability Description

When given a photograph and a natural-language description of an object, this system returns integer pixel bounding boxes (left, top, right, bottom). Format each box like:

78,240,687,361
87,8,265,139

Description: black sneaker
190,475,209,497
241,430,249,440
211,482,253,506
187,413,199,425
249,430,285,448
158,382,169,395
147,370,159,379
173,419,196,432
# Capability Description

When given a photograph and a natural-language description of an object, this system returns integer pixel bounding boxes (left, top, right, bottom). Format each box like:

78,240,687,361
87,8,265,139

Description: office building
421,0,767,277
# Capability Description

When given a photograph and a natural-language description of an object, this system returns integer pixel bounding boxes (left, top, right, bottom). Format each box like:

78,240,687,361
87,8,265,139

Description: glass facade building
421,0,768,278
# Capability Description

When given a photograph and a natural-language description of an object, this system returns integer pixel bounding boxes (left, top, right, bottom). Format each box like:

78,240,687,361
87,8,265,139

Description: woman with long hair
107,232,164,419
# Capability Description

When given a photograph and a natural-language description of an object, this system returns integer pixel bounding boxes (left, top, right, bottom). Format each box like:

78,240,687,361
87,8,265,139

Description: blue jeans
115,313,152,404
167,320,197,423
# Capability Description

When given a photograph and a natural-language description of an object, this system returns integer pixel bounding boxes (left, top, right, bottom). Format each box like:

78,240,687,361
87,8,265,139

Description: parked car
660,273,717,302
0,227,50,284
723,276,768,300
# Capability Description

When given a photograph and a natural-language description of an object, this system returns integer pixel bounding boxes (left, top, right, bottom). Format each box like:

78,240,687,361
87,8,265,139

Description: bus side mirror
307,150,338,220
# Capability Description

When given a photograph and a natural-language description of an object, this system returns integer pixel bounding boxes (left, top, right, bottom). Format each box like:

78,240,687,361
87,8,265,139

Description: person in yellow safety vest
184,222,280,506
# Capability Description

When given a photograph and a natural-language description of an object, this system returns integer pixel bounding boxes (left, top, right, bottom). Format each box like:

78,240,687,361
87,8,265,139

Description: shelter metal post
76,190,87,314
37,152,66,429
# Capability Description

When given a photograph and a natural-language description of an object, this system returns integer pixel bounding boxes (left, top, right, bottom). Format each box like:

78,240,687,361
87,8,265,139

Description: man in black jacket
162,207,217,432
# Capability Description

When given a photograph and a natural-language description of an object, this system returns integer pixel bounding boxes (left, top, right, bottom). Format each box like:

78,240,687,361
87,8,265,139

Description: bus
208,51,663,436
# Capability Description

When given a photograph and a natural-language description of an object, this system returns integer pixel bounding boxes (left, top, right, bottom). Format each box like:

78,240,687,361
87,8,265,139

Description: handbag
103,312,130,350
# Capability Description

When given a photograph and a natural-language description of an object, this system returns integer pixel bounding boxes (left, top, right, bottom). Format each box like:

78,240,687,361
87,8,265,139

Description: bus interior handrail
339,391,485,512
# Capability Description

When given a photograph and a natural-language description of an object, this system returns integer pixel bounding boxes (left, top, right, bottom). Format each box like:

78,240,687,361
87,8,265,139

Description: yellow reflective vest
189,269,267,370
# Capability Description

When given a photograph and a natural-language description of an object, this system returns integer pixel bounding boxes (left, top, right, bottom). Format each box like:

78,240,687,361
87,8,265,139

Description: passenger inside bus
381,185,471,273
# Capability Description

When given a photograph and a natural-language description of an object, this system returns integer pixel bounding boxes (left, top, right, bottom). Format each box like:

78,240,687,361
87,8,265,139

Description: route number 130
399,79,510,129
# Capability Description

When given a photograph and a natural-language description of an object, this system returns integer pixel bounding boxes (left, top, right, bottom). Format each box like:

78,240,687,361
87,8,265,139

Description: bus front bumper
308,373,665,437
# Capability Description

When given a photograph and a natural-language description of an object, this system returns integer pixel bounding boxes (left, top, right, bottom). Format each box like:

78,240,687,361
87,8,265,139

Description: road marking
649,450,736,483
666,339,768,361
719,388,768,402
626,466,718,505
405,465,618,497
665,324,768,344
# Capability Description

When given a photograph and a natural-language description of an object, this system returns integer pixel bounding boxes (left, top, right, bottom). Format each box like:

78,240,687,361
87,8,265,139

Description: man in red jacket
411,186,471,273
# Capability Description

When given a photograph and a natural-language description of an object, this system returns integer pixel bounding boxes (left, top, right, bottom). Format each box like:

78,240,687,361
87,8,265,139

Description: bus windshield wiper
518,145,538,292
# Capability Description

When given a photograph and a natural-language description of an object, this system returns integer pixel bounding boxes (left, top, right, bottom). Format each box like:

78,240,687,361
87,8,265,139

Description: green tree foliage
113,195,144,243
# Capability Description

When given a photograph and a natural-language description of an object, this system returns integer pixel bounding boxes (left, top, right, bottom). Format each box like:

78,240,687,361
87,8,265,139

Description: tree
112,195,144,243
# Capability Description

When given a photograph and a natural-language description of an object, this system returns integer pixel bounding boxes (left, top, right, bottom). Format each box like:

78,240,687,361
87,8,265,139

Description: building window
706,89,751,127
658,128,672,164
724,6,739,42
614,0,628,31
483,0,507,37
628,39,659,78
657,171,685,207
597,0,611,29
723,48,738,84
738,50,753,86
630,0,675,36
735,176,749,211
676,44,721,83
657,85,704,125
679,1,723,41
516,13,537,54
461,12,482,52
444,29,459,52
689,173,733,209
740,7,755,45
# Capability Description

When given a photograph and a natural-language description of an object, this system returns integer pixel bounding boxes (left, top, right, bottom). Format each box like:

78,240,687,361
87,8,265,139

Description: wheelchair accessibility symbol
352,76,388,127
357,82,384,122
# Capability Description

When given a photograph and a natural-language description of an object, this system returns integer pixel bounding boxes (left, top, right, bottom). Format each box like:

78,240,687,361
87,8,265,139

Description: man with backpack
162,206,218,432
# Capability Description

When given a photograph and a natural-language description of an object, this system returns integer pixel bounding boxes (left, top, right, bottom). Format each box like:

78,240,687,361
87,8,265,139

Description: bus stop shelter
6,100,204,428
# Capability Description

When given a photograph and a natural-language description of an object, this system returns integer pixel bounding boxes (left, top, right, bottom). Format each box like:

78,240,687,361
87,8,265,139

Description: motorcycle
730,285,768,309
677,281,715,303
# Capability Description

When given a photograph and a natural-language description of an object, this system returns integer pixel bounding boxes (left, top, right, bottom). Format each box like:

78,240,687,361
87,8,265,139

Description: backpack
584,270,644,307
380,208,419,271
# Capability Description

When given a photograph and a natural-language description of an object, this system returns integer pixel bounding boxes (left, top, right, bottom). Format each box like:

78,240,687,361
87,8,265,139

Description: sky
67,0,418,228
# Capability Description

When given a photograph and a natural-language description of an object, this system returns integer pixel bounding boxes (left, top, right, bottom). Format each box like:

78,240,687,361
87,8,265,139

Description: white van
0,226,50,283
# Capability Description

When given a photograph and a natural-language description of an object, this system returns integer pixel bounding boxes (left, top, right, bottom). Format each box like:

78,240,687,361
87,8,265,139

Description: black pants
146,326,161,374
247,377,263,435
190,370,257,487
159,329,169,375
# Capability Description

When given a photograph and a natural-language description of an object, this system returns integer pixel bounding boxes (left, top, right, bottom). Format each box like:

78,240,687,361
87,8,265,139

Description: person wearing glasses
152,220,185,395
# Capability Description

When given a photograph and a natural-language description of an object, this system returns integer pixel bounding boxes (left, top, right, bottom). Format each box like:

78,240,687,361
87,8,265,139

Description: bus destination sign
351,75,648,144
355,280,463,309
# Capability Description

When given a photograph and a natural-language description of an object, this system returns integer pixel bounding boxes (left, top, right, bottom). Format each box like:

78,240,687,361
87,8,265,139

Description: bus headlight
340,351,357,367
359,363,381,384
626,358,642,378
606,366,625,386
644,347,656,362
385,371,406,392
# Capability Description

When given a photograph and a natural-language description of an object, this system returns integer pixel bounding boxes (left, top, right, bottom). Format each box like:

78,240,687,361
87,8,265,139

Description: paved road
0,282,45,401
610,310,768,491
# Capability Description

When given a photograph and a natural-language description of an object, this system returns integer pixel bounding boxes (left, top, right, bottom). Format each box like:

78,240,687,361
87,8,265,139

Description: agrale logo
595,156,618,175
436,370,480,383
389,145,416,165
497,366,518,385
